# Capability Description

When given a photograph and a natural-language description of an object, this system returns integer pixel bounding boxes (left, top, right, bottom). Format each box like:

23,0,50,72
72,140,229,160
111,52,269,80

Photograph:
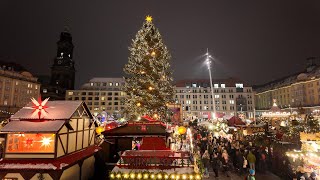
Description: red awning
139,137,170,150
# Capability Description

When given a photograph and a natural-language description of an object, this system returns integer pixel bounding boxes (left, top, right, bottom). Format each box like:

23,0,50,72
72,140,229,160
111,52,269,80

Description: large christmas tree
123,16,174,120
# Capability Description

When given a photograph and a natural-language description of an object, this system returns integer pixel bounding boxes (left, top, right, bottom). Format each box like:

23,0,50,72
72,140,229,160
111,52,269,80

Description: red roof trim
0,146,101,170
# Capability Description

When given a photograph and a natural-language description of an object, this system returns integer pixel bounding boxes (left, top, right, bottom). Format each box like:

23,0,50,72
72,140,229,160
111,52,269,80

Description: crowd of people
192,126,268,179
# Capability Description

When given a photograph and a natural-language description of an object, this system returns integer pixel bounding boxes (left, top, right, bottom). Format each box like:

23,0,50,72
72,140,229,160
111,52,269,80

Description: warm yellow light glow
176,174,180,179
164,174,169,179
151,51,156,56
148,86,153,90
110,173,115,179
182,174,187,179
137,102,141,107
178,126,187,135
116,174,121,179
137,173,142,179
130,173,135,179
189,175,194,179
170,174,175,179
150,174,155,179
40,137,53,148
123,173,129,179
153,114,158,118
96,126,104,134
141,71,145,74
195,174,201,180
143,173,149,179
157,174,162,179
146,15,153,22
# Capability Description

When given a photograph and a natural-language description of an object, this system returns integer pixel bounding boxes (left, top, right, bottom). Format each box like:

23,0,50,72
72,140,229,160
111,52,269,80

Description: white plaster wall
81,155,95,180
4,173,24,180
57,134,67,157
77,131,83,150
60,164,80,180
83,130,89,148
30,173,53,180
68,132,76,153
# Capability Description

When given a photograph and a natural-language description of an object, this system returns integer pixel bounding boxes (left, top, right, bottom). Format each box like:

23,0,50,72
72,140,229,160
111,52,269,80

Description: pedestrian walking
202,150,210,178
247,151,256,171
210,152,220,178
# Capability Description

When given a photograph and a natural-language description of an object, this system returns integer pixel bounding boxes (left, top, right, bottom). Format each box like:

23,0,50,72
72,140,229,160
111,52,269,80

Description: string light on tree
123,15,174,120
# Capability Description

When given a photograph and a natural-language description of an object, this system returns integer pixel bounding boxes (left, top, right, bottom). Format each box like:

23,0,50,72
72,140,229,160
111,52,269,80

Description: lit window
229,100,235,104
56,81,59,85
192,83,197,87
56,90,59,94
236,83,243,88
28,84,30,88
90,83,94,86
101,97,105,101
6,134,55,153
43,89,47,93
4,100,7,105
221,84,225,88
68,91,73,96
215,95,220,98
214,84,219,88
15,81,19,85
35,85,38,89
109,82,113,86
115,82,119,86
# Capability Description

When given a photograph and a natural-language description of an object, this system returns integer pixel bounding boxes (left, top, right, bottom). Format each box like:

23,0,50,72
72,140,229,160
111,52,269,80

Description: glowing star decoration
25,138,33,148
40,136,53,149
146,15,153,22
30,97,50,119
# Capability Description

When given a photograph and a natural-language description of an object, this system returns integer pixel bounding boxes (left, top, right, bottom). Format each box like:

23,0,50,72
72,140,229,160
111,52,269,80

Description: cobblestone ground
206,170,282,180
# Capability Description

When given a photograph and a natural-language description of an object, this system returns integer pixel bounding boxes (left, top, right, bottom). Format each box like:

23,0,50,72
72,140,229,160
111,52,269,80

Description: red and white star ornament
30,97,50,119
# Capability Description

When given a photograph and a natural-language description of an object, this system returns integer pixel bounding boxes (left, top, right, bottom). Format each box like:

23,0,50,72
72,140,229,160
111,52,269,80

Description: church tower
49,28,75,99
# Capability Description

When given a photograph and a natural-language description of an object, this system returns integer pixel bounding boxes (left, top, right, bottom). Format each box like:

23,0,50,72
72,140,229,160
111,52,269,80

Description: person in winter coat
211,152,220,177
247,151,256,170
202,150,210,178
221,150,230,177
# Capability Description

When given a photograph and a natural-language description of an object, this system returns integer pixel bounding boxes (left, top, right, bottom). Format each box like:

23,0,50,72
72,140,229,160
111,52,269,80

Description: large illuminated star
39,136,53,149
146,15,153,22
30,97,50,119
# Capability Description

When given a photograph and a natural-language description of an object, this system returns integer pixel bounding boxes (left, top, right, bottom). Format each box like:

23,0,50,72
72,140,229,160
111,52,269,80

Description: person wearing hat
246,169,256,180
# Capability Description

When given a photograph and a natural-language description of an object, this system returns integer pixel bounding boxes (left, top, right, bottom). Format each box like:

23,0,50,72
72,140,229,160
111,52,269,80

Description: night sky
0,1,319,88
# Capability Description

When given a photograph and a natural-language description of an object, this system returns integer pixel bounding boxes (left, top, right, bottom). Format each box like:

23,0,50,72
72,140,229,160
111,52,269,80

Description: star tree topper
30,97,50,119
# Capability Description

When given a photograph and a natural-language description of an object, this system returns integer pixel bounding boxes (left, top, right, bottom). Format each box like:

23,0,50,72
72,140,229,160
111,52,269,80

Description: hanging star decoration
25,138,33,148
30,97,50,119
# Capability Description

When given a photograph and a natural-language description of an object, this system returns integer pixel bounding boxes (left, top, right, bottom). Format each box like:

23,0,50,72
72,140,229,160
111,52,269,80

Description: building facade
41,28,76,100
255,59,320,111
0,63,40,119
66,78,126,117
174,78,255,120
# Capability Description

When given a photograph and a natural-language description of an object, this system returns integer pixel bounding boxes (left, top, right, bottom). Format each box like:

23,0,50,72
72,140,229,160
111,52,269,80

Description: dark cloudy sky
0,1,319,87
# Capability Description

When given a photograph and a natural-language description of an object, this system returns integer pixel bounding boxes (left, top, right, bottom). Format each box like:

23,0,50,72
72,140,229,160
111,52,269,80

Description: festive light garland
109,171,202,180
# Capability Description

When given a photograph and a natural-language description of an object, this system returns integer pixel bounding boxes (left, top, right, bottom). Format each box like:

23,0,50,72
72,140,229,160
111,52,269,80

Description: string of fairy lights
0,110,14,115
109,171,201,180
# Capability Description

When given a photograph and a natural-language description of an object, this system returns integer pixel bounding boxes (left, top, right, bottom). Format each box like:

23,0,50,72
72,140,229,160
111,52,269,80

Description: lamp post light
205,49,216,121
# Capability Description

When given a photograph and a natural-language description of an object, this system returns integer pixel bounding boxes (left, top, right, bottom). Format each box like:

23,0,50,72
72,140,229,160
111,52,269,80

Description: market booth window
6,133,55,153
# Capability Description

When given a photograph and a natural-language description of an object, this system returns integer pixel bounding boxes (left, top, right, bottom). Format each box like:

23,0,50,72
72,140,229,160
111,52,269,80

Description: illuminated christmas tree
123,16,174,120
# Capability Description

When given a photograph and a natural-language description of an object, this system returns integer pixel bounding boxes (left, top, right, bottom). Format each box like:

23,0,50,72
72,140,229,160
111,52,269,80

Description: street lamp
205,49,216,120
